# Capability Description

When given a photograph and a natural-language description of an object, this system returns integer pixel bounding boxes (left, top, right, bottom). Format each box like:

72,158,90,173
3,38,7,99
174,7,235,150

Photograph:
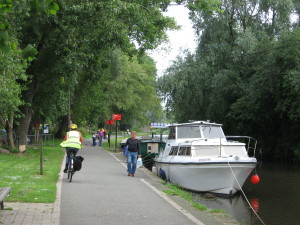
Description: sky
148,5,197,77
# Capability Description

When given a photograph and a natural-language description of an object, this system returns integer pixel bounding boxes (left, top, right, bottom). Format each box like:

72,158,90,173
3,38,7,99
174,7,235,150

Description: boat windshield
177,126,201,139
201,125,225,138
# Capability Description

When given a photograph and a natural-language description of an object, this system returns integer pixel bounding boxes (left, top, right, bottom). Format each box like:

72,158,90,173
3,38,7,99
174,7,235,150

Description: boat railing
226,136,257,157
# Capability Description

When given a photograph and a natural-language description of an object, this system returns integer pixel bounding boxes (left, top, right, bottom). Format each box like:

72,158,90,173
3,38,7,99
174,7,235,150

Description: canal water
193,162,300,225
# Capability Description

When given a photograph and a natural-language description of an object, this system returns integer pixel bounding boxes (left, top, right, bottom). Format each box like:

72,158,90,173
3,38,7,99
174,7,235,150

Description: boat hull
155,161,256,195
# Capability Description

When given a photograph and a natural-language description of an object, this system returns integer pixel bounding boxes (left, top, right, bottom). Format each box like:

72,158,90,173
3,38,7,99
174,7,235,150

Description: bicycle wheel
69,158,73,183
67,158,72,180
67,152,73,181
69,152,76,183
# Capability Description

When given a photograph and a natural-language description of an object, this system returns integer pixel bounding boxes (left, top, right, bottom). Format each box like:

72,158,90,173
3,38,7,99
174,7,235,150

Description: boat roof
168,121,222,127
140,139,165,143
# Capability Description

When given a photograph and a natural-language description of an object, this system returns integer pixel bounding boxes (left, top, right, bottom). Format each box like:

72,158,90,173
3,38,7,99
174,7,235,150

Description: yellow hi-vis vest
60,131,82,149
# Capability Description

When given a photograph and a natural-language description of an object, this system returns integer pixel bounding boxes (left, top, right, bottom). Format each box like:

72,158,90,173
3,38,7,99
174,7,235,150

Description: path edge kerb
53,152,66,224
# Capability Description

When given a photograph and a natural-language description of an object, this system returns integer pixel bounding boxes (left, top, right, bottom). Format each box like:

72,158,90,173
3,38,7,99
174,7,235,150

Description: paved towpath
59,141,232,225
0,140,238,225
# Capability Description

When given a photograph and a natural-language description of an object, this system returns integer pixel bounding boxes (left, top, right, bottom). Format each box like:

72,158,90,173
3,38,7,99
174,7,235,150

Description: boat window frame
200,125,225,139
177,125,201,139
168,126,176,140
169,146,179,155
177,146,191,156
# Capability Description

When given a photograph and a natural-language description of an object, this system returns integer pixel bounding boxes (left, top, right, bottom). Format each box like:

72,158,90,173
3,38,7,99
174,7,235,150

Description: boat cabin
162,121,254,158
167,121,225,140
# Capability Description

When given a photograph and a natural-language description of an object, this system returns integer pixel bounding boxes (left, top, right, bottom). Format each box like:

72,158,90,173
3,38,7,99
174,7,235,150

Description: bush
78,127,88,137
1,144,9,150
1,144,20,153
9,148,20,153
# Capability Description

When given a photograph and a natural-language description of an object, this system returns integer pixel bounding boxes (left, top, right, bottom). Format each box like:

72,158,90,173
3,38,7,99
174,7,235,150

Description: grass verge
163,183,228,214
0,140,64,203
162,183,241,224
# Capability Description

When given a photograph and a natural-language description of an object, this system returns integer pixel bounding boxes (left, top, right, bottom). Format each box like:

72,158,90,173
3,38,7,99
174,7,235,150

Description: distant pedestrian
125,131,140,177
92,132,97,146
98,129,104,146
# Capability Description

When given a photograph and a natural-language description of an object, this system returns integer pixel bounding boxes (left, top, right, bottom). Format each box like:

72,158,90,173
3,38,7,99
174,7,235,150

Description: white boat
154,121,257,195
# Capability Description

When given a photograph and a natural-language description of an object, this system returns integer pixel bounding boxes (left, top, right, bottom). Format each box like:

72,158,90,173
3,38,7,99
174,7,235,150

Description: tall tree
0,40,27,148
72,49,162,129
158,0,300,160
5,0,177,145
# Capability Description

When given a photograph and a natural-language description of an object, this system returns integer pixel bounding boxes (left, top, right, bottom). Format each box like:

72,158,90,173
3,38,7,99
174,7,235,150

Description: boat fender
159,168,167,181
152,166,158,175
251,174,260,184
234,155,240,160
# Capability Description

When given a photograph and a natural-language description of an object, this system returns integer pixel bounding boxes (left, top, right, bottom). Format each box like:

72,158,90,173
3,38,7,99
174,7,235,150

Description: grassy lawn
0,140,64,203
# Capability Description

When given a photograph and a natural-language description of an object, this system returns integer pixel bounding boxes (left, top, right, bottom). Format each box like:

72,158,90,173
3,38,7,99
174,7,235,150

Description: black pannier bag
74,156,84,171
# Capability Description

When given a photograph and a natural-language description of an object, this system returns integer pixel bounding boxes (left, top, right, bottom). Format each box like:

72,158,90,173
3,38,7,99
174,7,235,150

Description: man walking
125,131,140,177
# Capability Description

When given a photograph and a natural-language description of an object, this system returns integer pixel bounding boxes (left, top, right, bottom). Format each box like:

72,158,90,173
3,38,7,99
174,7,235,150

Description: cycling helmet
70,124,77,129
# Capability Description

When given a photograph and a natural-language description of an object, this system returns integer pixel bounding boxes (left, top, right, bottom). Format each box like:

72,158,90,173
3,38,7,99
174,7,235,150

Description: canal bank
60,142,239,225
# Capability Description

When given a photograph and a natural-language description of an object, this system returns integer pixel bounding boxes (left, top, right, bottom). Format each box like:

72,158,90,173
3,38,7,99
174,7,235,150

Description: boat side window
177,126,201,139
168,127,176,139
178,146,191,156
169,146,178,155
201,125,225,139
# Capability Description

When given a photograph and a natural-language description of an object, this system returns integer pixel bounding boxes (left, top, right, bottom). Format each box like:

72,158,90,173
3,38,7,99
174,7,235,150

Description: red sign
106,120,115,125
112,114,122,120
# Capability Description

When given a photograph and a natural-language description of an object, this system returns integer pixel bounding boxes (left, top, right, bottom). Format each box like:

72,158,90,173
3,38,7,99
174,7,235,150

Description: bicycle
67,149,77,183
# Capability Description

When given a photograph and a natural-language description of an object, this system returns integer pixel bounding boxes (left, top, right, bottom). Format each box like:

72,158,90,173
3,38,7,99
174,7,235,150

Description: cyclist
60,124,83,173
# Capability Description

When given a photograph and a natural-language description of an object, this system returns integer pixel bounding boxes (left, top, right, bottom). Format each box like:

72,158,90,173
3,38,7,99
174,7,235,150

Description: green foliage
72,49,163,129
2,0,179,144
1,0,237,146
0,40,27,122
1,144,20,153
22,44,38,61
158,0,300,161
77,127,88,138
0,0,59,52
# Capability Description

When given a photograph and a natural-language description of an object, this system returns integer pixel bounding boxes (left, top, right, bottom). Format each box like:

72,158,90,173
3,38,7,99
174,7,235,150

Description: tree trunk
0,115,15,148
6,116,15,149
16,106,33,146
55,115,68,139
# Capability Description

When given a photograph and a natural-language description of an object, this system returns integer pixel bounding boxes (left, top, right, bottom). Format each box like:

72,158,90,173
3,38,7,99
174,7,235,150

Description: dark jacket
126,138,140,154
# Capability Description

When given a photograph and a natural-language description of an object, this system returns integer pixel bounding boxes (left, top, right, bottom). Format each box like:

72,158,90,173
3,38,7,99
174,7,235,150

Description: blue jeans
92,137,96,146
98,136,102,146
127,151,138,174
66,147,79,164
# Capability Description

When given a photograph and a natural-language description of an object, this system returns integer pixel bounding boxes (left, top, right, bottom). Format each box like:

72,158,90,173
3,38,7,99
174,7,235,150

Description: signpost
106,120,115,147
106,120,115,125
112,114,122,151
34,120,40,144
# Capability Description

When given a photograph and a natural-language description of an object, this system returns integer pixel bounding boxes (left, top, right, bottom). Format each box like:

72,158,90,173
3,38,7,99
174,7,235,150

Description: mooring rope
227,162,266,225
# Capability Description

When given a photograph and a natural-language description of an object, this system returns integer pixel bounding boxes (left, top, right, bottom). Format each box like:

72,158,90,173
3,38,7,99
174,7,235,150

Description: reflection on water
193,162,300,225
